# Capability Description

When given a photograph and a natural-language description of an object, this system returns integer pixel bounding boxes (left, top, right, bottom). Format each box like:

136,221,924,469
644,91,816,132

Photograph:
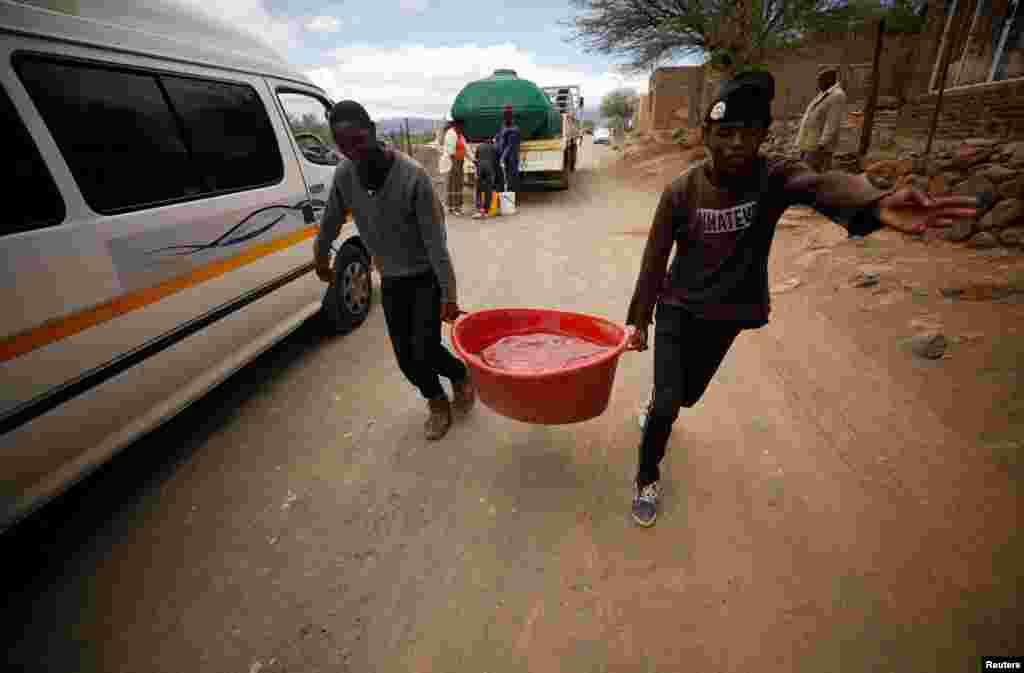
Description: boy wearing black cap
315,100,475,441
622,72,978,527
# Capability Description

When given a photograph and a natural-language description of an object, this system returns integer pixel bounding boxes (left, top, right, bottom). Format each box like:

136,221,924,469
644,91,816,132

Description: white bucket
499,191,516,215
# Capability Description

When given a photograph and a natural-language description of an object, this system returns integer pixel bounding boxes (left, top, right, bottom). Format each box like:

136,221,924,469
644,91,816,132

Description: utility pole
858,18,886,162
925,5,971,164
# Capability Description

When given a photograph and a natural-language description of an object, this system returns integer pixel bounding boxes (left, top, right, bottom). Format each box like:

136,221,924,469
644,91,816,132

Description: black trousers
380,271,468,400
477,168,496,213
637,303,741,487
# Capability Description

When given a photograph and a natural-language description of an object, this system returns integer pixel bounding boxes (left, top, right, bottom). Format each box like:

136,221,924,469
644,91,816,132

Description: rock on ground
969,231,1000,248
997,226,1024,246
954,175,997,203
979,198,1024,231
910,332,947,359
998,176,1024,201
944,218,976,242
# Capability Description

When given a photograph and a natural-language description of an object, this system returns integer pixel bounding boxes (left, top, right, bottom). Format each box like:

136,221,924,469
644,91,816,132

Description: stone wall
899,79,1024,140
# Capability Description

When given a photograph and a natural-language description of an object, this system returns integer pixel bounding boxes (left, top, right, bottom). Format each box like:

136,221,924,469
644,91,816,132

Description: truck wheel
322,245,373,333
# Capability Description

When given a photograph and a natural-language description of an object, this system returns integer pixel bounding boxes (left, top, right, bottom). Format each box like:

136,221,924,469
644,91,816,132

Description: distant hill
376,117,441,136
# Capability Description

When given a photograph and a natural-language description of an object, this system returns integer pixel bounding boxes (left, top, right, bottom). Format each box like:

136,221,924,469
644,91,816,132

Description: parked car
0,0,373,531
593,127,611,144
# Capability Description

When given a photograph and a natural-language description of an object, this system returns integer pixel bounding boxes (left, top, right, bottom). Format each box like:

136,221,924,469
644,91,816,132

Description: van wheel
323,245,372,333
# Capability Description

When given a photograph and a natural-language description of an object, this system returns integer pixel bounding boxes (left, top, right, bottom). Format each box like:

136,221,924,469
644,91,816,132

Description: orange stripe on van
0,223,323,364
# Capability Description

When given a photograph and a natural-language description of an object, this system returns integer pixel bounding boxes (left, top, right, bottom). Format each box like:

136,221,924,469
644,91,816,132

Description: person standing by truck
622,71,978,528
315,100,475,441
473,140,500,220
495,104,521,195
443,117,467,215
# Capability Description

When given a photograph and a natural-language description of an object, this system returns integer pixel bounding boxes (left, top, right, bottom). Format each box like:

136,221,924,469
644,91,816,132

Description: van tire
322,245,372,333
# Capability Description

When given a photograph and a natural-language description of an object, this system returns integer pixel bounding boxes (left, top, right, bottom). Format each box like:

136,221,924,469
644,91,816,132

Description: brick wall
647,65,704,130
636,93,652,133
899,79,1024,140
762,30,922,120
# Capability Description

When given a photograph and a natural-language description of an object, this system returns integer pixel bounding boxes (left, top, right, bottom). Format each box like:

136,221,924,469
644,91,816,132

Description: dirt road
3,141,1020,673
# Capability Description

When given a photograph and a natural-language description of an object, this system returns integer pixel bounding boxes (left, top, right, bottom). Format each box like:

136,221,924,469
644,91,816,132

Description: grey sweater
316,151,457,303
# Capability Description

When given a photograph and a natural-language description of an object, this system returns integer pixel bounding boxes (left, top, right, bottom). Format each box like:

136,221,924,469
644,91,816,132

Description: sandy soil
3,139,1020,673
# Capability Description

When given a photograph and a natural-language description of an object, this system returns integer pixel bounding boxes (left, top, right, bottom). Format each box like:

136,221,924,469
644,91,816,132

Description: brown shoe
425,397,452,440
452,376,476,415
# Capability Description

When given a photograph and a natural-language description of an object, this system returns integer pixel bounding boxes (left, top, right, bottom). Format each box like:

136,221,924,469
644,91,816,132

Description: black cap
329,100,374,129
704,71,775,126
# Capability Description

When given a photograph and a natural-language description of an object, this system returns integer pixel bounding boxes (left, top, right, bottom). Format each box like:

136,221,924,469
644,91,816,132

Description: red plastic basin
451,308,628,425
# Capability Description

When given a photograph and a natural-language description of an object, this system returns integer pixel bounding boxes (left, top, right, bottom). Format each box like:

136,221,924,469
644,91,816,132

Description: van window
1,83,65,235
16,57,201,213
162,76,283,192
278,91,338,166
15,56,283,213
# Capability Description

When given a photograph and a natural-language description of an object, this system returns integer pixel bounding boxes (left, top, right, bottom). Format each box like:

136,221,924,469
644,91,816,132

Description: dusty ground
3,140,1021,673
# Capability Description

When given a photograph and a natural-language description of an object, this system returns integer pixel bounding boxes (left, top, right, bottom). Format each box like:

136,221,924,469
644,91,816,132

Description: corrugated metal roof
1,0,321,90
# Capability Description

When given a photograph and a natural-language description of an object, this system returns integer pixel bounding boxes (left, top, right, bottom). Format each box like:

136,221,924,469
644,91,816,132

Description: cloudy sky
173,0,700,120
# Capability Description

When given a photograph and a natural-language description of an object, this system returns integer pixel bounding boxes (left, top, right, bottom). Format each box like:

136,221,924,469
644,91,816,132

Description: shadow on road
0,313,340,613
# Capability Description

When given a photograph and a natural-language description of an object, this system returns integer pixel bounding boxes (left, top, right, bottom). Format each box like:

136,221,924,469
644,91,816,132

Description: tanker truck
451,69,583,190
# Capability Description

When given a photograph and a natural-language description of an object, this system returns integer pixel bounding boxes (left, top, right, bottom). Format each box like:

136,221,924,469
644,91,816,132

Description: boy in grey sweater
314,100,474,440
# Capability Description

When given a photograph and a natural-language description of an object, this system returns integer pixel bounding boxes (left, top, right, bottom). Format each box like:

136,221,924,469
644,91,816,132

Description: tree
564,0,926,77
600,87,638,129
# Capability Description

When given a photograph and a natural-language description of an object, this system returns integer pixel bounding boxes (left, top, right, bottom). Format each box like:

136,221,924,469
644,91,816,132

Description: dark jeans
477,168,496,213
637,303,741,487
502,158,520,193
380,271,468,400
447,158,464,210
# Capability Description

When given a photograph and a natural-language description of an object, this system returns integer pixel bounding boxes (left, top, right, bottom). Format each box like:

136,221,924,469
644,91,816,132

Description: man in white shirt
794,65,847,173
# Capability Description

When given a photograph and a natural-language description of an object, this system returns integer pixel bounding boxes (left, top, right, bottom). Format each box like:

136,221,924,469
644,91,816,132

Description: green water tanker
451,69,583,190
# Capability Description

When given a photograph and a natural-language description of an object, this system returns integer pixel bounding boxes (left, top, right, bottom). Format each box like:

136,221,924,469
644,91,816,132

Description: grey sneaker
631,481,660,527
425,397,452,440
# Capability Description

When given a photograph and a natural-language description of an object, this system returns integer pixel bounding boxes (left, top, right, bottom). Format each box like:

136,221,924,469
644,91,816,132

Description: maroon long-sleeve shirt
625,157,890,329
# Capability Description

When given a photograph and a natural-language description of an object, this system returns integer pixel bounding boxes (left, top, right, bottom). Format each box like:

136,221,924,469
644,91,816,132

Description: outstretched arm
626,186,681,332
781,164,977,234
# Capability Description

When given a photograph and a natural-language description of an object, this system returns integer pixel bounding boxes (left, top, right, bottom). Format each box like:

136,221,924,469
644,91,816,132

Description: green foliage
286,112,331,145
600,88,638,129
565,0,925,76
383,131,435,147
803,0,927,35
582,120,596,131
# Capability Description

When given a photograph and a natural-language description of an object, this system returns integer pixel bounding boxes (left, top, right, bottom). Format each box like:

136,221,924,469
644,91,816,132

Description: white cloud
398,0,430,14
305,15,341,33
307,43,649,120
175,0,302,56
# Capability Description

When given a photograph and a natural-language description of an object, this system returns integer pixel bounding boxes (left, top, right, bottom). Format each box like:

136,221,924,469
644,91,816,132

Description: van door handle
310,183,325,194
